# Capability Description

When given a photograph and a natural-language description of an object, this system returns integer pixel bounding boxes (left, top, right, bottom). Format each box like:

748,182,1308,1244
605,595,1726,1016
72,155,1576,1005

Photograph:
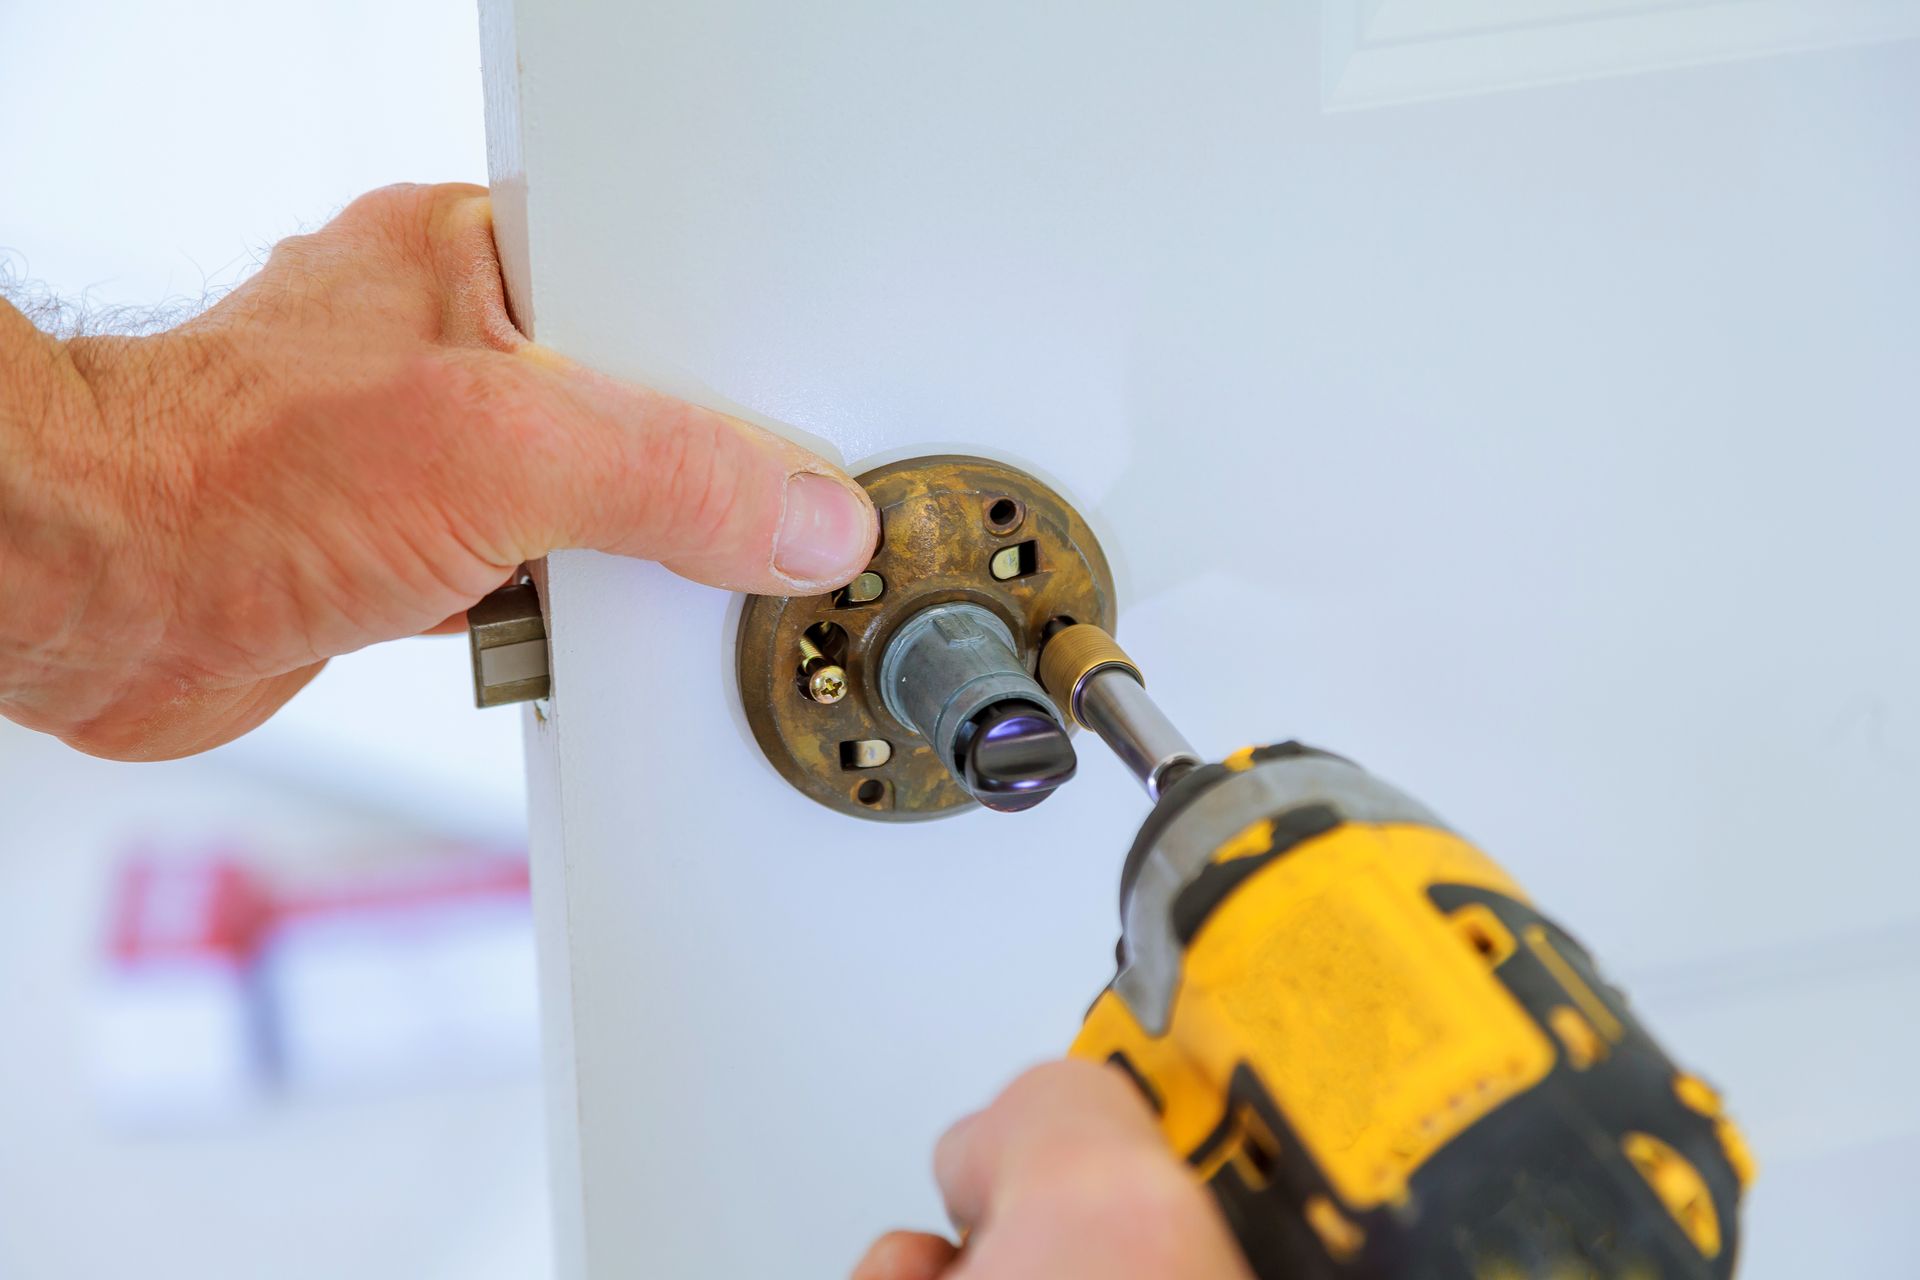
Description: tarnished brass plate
737,455,1116,821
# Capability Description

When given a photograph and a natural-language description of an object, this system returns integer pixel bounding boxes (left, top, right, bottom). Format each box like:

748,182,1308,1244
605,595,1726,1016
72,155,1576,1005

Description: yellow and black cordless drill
1037,625,1754,1280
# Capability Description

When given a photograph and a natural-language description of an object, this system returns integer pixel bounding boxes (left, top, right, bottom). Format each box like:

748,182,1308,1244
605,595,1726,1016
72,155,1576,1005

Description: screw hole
984,497,1023,534
989,540,1040,582
855,779,887,806
797,621,851,703
800,620,849,662
839,739,893,770
834,571,885,608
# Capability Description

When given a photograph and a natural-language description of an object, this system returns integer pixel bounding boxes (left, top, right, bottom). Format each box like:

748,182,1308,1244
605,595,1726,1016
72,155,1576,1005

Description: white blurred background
0,2,547,1276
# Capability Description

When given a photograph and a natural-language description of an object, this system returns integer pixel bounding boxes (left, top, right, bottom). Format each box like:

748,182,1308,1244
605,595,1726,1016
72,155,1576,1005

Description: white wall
0,720,552,1280
485,3,1919,1276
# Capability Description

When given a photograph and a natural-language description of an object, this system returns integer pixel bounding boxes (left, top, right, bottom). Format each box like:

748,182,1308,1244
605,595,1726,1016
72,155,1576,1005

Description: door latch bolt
468,580,551,708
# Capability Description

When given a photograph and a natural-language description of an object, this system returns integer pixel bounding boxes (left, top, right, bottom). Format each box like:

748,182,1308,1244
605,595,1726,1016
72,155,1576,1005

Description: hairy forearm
0,302,87,679
0,302,166,718
0,298,81,475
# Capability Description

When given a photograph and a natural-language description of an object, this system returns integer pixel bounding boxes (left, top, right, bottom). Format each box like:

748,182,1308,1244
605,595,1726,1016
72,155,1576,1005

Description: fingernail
775,472,873,586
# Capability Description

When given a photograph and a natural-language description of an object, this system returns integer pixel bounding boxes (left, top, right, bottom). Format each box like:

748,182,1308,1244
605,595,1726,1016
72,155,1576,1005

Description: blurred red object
274,856,528,922
107,855,275,971
93,847,536,1127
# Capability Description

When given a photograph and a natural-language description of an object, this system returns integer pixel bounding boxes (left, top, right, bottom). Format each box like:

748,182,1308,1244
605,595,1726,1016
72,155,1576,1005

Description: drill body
1068,742,1752,1279
1035,620,1754,1280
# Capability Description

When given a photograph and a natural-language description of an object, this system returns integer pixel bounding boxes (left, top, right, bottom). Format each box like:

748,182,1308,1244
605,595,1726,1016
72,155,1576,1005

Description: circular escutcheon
736,454,1117,821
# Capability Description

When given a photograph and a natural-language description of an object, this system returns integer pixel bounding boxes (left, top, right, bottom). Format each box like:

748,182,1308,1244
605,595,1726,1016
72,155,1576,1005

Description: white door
477,5,1920,1276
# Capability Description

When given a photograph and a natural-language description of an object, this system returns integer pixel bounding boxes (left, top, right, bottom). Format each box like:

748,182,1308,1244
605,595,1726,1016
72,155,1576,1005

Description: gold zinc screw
798,633,848,704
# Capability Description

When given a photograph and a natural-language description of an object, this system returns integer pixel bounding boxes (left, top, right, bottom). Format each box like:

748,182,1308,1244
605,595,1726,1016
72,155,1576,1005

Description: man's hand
853,1061,1255,1280
0,183,877,759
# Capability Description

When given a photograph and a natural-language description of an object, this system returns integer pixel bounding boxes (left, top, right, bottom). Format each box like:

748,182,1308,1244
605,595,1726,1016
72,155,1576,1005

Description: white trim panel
1324,0,1920,108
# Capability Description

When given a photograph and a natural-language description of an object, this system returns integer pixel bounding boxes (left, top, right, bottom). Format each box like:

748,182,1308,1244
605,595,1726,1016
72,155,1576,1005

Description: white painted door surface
478,5,1919,1277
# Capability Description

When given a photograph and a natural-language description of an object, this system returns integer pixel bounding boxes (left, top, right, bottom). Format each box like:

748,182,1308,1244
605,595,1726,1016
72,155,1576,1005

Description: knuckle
337,183,431,231
264,231,323,268
341,183,482,258
1000,1058,1135,1119
418,181,491,225
268,187,442,295
999,1061,1077,1108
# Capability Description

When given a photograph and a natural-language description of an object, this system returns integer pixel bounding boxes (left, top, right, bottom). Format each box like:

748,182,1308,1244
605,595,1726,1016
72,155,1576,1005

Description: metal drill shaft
1037,624,1201,802
1078,666,1200,800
